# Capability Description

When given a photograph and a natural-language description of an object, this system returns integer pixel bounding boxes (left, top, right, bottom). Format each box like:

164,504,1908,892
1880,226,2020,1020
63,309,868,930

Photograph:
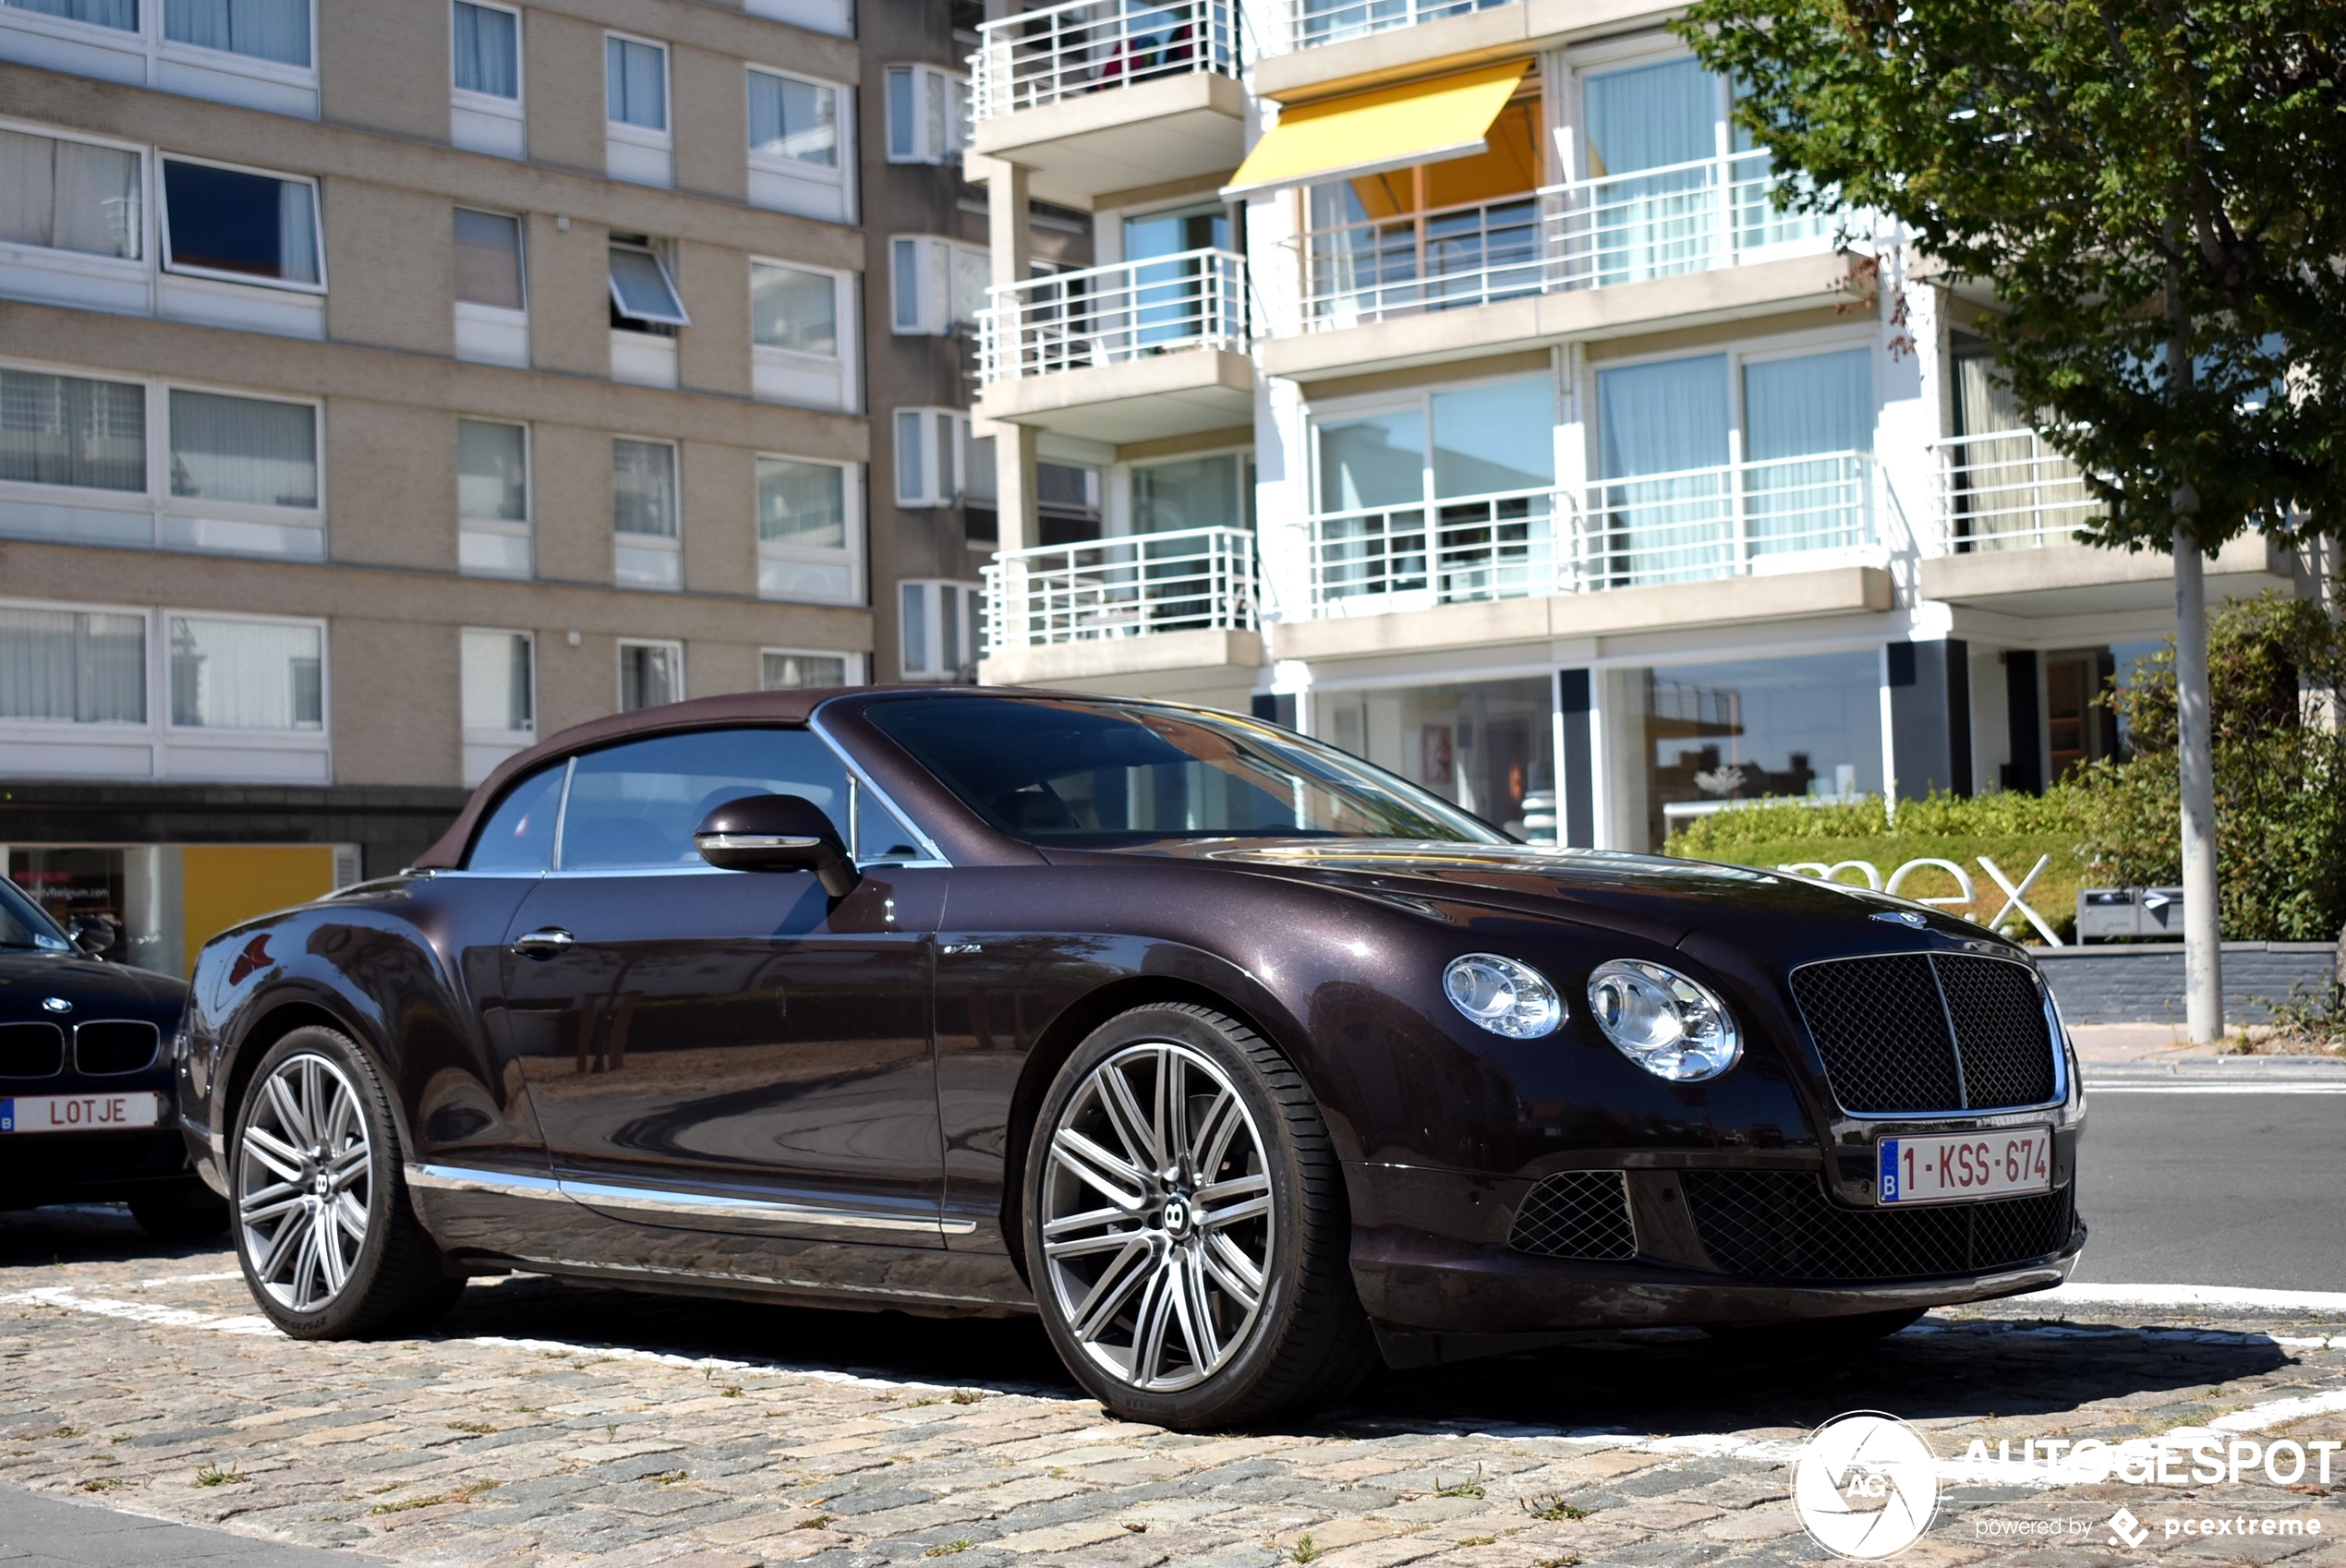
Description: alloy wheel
1039,1041,1275,1393
236,1052,372,1312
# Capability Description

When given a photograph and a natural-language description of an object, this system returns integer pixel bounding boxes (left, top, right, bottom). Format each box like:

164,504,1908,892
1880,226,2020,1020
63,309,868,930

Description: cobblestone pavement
4,1207,2343,1568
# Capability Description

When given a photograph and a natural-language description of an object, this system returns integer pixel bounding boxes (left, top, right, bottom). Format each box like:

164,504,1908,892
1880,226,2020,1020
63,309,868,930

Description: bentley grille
1789,953,2058,1114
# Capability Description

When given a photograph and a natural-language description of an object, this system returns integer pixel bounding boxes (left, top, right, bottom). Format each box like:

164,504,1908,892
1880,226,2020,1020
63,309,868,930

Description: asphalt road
2070,1073,2346,1291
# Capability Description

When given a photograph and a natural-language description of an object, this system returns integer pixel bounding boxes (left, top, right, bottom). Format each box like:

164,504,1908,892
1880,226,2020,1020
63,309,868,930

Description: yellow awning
1221,60,1531,201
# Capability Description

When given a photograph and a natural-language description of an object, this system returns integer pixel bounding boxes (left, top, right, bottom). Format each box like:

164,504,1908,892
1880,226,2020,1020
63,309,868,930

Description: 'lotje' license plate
1878,1127,2051,1204
0,1092,165,1134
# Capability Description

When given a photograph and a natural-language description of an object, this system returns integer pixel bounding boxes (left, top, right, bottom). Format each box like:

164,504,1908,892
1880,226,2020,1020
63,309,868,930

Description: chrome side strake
405,1163,975,1237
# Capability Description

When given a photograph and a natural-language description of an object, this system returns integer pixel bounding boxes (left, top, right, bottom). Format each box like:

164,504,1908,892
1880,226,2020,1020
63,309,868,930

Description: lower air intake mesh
1508,1171,1637,1260
1680,1169,2074,1281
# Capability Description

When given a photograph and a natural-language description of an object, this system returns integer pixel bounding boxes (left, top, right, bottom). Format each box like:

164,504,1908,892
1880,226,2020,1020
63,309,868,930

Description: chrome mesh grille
1681,1169,2074,1281
1789,954,2056,1113
1508,1171,1637,1260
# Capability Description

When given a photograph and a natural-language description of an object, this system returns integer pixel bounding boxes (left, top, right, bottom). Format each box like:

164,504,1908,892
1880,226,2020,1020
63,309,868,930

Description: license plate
1878,1127,2051,1204
0,1092,166,1134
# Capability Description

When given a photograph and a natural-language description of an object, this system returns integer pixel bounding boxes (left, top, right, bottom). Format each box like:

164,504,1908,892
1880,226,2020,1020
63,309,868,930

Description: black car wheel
231,1026,463,1338
1026,1003,1375,1429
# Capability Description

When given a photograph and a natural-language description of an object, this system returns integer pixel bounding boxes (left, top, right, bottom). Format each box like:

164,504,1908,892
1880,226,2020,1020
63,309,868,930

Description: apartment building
968,0,2321,850
0,0,877,970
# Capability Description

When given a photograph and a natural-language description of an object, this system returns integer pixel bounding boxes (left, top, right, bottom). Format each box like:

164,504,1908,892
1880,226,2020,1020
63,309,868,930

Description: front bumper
1345,1157,2086,1335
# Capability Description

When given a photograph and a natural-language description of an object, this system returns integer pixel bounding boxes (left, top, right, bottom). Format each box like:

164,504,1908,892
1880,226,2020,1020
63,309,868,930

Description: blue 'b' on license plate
1878,1138,1900,1200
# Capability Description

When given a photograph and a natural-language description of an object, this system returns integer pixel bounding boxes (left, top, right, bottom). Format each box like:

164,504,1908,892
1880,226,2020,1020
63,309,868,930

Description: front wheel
1025,1003,1375,1429
230,1026,464,1338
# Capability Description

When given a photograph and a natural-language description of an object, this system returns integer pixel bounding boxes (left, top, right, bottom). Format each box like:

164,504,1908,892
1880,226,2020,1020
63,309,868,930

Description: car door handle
512,927,574,959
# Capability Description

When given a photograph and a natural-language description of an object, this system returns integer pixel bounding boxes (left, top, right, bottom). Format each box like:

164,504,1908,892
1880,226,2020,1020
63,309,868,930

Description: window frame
883,63,969,164
155,151,326,295
449,0,524,106
614,636,686,711
888,234,986,337
892,407,969,509
452,205,527,312
459,624,536,737
611,434,682,591
162,605,329,737
603,30,672,139
754,452,863,606
0,116,150,271
0,1,321,115
896,579,982,681
455,416,532,579
760,647,863,691
745,64,846,174
1305,368,1562,519
0,593,151,731
1575,323,1880,484
607,239,690,328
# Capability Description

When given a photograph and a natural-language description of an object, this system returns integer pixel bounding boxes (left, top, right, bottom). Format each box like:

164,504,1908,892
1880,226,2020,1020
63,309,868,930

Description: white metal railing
1308,453,1882,611
1280,0,1518,51
978,247,1248,383
1928,429,2104,552
983,525,1257,651
1300,151,1832,329
973,0,1238,122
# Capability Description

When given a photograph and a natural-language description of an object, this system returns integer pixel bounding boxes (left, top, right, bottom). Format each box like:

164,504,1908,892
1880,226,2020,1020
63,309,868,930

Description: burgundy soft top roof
412,686,863,870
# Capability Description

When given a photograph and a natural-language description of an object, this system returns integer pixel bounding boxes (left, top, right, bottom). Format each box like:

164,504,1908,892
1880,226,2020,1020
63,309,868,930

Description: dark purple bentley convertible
175,688,2084,1427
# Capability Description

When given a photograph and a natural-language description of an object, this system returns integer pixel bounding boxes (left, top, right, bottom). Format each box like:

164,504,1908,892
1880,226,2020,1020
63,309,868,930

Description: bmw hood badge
41,996,73,1013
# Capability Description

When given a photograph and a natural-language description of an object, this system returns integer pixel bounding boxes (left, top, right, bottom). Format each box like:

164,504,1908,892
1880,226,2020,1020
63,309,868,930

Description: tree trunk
2174,525,2222,1042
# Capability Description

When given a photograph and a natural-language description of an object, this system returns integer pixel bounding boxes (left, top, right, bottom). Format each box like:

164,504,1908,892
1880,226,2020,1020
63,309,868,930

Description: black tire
1704,1306,1928,1352
128,1187,229,1241
1024,1003,1375,1429
229,1025,464,1338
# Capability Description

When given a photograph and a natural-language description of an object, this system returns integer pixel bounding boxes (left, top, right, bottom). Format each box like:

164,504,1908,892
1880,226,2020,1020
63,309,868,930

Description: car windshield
0,878,71,951
863,695,1509,847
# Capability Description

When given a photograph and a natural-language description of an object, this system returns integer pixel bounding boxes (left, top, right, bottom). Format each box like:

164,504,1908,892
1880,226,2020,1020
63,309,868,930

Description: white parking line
2087,1084,2346,1095
2036,1283,2346,1313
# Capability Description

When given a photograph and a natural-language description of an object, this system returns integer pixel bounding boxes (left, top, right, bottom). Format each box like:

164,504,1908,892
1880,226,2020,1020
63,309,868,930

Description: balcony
970,0,1246,207
1279,0,1520,53
975,248,1255,442
1925,428,2100,554
1309,451,1882,615
979,525,1263,691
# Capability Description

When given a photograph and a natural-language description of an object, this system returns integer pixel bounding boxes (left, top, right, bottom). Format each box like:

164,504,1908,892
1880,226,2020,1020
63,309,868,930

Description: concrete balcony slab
1259,249,1860,384
971,72,1246,209
1269,564,1892,662
975,346,1255,444
1918,534,2291,618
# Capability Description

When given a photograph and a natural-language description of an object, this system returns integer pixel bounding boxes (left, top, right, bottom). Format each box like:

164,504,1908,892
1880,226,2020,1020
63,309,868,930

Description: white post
2174,525,2222,1042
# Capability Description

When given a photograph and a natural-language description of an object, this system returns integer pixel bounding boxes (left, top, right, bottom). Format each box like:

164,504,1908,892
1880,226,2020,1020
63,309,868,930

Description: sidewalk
2069,1021,2344,1067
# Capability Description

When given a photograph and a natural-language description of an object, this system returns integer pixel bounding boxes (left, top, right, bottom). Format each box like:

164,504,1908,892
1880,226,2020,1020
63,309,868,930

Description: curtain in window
0,608,144,724
886,68,915,159
168,617,321,730
617,645,679,711
900,583,928,672
762,652,846,690
611,439,675,536
1582,58,1716,283
461,629,531,732
0,130,139,258
757,457,845,548
606,38,667,130
0,369,146,491
452,2,518,98
6,0,139,30
165,0,311,66
276,175,317,283
1952,350,2092,549
748,71,836,165
1741,348,1869,554
453,209,524,308
1596,354,1731,584
168,390,315,507
457,419,526,522
749,263,837,355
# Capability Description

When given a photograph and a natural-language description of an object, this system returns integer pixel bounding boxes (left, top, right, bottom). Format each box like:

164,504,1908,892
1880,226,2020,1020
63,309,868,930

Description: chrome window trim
405,1163,974,1236
1786,949,2071,1120
811,708,952,867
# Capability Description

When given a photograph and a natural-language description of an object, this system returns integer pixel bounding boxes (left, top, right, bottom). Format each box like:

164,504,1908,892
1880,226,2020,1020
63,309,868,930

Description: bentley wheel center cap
1159,1195,1194,1239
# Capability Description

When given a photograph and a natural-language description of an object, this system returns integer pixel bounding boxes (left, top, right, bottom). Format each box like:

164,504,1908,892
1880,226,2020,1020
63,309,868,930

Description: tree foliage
1675,0,2346,551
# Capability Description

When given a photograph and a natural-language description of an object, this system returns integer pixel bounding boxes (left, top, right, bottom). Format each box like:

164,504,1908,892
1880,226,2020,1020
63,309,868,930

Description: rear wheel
231,1026,464,1338
1025,1003,1375,1429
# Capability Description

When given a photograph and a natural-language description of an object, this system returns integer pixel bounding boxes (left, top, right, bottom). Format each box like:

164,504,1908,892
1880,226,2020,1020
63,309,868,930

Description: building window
611,437,679,590
605,34,667,130
608,240,687,332
453,208,523,309
750,260,837,356
0,368,145,492
756,454,857,604
1037,460,1101,543
456,417,528,578
0,604,144,724
885,65,967,164
1323,677,1556,841
163,0,310,67
460,626,533,785
889,235,986,335
617,639,683,711
169,389,314,509
898,580,979,681
158,156,322,291
893,407,967,508
762,649,854,690
4,0,135,30
748,67,837,166
167,613,322,730
451,0,516,97
1133,451,1253,535
0,126,141,260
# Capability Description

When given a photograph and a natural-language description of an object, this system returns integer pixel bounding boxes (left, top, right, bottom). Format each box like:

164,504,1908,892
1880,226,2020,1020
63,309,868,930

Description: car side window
466,764,565,873
559,729,853,873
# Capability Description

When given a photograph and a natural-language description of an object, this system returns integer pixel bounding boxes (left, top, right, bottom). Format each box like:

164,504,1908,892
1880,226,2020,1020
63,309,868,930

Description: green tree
1676,0,2346,1036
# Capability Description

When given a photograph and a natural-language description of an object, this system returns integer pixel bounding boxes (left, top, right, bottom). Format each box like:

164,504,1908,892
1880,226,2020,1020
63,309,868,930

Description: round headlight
1586,959,1741,1081
1443,953,1563,1039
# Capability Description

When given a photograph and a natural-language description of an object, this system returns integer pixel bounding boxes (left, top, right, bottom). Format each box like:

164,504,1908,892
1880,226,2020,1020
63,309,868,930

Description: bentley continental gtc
175,689,2085,1427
